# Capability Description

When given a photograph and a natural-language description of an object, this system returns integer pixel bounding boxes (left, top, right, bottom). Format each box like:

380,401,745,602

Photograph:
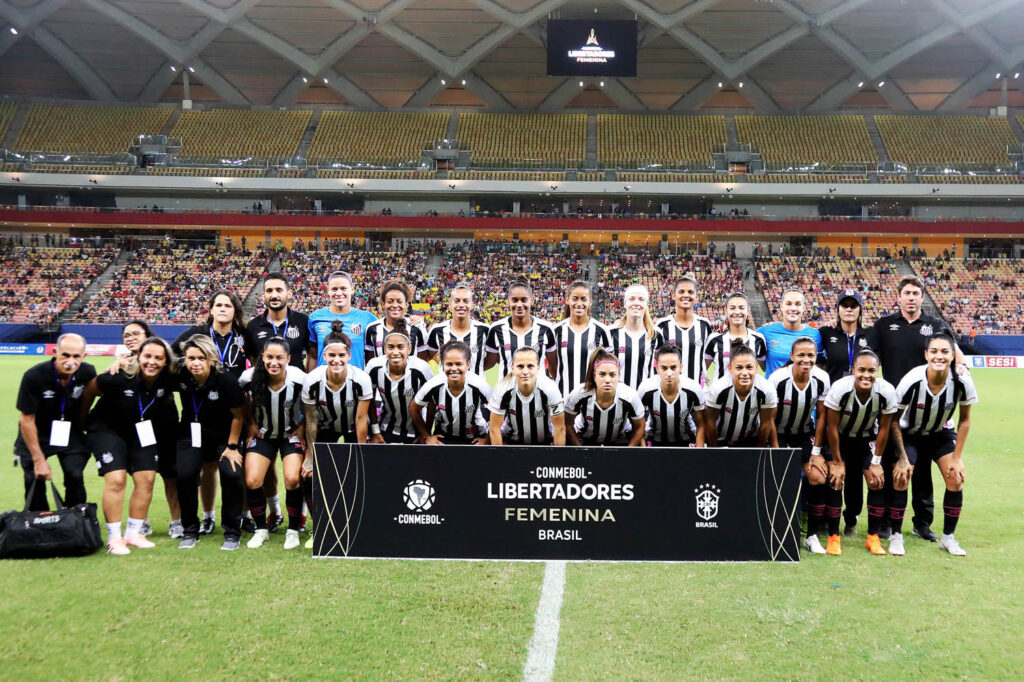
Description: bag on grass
0,480,103,559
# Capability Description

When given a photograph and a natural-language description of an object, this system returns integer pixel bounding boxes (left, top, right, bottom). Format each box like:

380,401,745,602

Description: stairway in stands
425,252,443,279
1,102,28,149
864,115,890,164
742,258,772,326
56,249,132,324
295,110,322,160
243,253,281,317
895,259,941,317
585,115,597,166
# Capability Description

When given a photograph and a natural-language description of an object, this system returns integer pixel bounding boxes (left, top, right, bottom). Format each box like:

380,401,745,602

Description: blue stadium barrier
0,324,39,342
60,324,192,344
972,335,1024,355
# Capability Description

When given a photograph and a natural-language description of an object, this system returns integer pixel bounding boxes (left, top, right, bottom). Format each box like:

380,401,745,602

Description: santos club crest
695,482,721,526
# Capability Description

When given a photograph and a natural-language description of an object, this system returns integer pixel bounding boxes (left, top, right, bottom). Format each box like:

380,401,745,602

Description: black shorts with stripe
903,430,956,466
246,436,303,461
778,433,814,463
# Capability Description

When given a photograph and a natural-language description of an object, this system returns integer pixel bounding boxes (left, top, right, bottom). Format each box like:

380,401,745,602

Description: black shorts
838,435,891,470
903,430,956,466
87,430,159,476
647,438,695,448
778,434,814,463
157,436,178,478
380,431,417,445
722,436,759,448
246,435,303,462
14,432,89,461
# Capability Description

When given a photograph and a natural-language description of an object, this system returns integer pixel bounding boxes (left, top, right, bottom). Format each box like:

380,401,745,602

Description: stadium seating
916,174,1023,185
875,116,1017,166
617,172,723,183
577,172,605,181
24,164,132,175
0,246,117,324
171,109,311,162
736,116,877,166
746,174,868,183
457,113,586,167
13,104,172,154
74,246,271,324
275,167,309,178
596,115,726,168
306,112,447,166
912,257,1024,334
140,167,265,177
448,171,564,182
0,100,17,144
316,169,433,179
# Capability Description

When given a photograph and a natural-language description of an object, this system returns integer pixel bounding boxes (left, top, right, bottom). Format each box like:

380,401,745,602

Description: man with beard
245,273,310,370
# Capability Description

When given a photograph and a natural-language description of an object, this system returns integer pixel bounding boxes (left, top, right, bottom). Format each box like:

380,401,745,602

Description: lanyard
268,313,288,340
210,327,234,364
137,380,158,419
846,331,857,371
191,393,204,422
52,363,74,420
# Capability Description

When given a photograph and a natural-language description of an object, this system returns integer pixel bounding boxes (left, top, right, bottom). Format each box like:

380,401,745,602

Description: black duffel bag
0,480,103,559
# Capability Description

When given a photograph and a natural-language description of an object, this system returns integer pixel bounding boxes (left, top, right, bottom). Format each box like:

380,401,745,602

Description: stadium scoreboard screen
546,20,638,77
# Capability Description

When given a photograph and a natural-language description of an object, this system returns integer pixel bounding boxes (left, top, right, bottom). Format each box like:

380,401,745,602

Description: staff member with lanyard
819,290,878,384
873,275,964,543
246,273,310,370
15,334,95,511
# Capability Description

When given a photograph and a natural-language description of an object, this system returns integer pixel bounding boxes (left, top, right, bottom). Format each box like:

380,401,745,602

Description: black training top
818,325,878,384
173,325,248,379
872,311,952,385
89,370,177,440
16,359,97,435
174,370,245,445
244,309,310,369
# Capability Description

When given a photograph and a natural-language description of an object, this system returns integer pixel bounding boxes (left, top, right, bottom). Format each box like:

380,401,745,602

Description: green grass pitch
0,356,1021,679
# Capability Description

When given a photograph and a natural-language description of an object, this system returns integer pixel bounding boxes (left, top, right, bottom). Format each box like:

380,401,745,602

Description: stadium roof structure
1,0,1024,113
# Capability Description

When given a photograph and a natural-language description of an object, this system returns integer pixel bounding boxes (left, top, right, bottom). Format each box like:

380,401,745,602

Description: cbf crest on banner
311,445,802,562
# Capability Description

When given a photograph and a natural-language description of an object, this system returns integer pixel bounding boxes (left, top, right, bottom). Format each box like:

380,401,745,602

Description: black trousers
839,436,871,528
883,439,935,529
176,440,243,540
17,445,89,512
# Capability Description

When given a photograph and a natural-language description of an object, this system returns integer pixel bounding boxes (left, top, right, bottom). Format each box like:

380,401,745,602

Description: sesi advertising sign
968,355,1023,368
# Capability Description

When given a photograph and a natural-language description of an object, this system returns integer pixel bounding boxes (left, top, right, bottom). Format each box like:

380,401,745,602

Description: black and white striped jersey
424,319,490,375
637,375,706,445
895,365,978,436
239,365,307,440
301,364,373,437
551,318,611,398
413,372,492,440
363,317,427,360
768,365,831,437
655,315,714,382
824,376,899,439
705,374,778,444
487,375,565,445
564,383,645,445
607,325,664,390
703,330,768,382
485,317,556,378
365,355,434,438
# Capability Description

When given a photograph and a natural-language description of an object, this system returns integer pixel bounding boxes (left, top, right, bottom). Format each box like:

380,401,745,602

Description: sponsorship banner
43,343,123,357
967,355,1024,369
312,445,801,562
0,343,48,355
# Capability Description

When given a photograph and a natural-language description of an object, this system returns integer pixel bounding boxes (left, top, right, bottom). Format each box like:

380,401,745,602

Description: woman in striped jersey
704,341,778,448
363,281,427,363
823,349,900,556
891,331,978,556
655,275,714,383
767,336,831,554
607,284,664,390
422,282,489,374
239,337,307,549
704,293,767,382
564,349,646,447
485,280,557,379
551,281,610,399
488,347,566,446
637,343,706,447
365,319,434,444
412,341,492,445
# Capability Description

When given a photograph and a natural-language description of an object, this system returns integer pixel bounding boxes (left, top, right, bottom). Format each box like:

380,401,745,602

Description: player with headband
307,270,377,370
365,319,434,444
564,349,646,446
608,284,664,390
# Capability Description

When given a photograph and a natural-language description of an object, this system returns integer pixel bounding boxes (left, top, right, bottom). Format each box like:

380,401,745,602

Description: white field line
523,560,567,682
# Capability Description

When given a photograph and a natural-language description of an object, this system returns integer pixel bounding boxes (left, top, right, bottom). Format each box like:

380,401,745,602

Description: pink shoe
124,534,156,549
107,538,130,555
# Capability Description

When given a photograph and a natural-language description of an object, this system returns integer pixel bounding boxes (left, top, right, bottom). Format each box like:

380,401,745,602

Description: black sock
303,478,314,518
285,488,304,531
866,489,886,535
888,488,908,535
247,486,267,530
825,486,843,536
806,484,825,536
943,489,963,535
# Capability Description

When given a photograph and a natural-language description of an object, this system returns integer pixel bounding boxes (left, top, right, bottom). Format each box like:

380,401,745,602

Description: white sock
244,511,252,519
125,517,143,538
170,518,180,525
941,533,955,542
269,494,281,516
203,510,215,521
106,522,122,543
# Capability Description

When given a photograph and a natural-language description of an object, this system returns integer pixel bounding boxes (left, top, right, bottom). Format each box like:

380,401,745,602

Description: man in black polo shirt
819,289,878,383
15,334,96,510
873,275,963,542
245,272,310,370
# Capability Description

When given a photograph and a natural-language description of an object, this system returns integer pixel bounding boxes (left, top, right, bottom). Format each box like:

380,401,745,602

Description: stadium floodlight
878,80,885,87
302,76,308,83
996,72,1001,79
441,78,446,85
461,79,466,85
717,82,723,88
579,81,584,86
858,81,864,87
169,65,177,72
8,27,17,35
1016,73,1021,79
599,81,604,87
738,82,744,88
188,66,195,73
322,77,328,84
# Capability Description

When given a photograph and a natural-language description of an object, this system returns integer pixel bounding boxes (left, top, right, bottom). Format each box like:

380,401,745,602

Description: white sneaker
802,535,826,555
940,534,967,556
246,528,269,549
283,529,300,550
889,532,905,556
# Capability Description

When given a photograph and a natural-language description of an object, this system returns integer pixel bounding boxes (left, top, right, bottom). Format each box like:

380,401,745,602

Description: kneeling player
412,341,492,445
366,319,434,444
892,332,977,556
564,349,646,447
637,343,706,447
488,347,566,445
704,341,778,448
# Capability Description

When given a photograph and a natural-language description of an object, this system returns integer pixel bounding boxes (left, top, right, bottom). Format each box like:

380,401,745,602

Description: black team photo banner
311,445,801,562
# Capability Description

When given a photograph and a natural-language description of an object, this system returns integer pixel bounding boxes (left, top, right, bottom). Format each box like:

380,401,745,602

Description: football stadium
1,0,1023,678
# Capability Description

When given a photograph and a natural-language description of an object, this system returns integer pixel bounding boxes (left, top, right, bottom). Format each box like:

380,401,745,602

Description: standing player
637,343,706,447
365,320,434,444
488,347,566,446
308,271,377,370
768,337,831,554
607,284,664,390
819,289,877,384
421,282,489,375
892,332,977,556
758,288,822,375
551,281,610,398
246,273,310,370
704,293,767,382
704,341,778,448
823,349,900,556
15,334,95,511
655,275,713,383
412,341,492,445
363,281,427,363
484,280,557,379
564,349,646,447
